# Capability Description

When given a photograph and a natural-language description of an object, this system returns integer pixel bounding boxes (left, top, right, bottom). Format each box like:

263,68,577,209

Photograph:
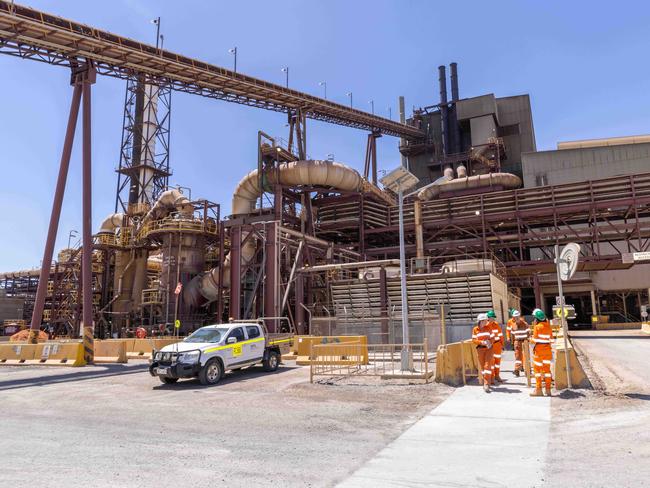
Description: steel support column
533,273,542,309
379,266,389,344
264,222,279,332
295,271,305,334
27,79,83,343
229,226,242,320
81,65,96,363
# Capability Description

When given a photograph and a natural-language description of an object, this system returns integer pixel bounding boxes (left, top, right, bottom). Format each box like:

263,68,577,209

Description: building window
498,123,520,137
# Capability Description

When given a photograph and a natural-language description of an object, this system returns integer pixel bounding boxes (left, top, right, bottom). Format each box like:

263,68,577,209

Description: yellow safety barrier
0,343,35,364
434,340,479,386
0,342,85,367
554,336,591,390
128,337,180,359
94,340,127,363
294,335,368,365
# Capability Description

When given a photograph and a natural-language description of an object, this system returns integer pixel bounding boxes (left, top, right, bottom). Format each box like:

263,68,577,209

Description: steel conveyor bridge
0,1,424,140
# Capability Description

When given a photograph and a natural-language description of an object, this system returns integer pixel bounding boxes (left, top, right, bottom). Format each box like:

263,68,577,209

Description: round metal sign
559,243,580,281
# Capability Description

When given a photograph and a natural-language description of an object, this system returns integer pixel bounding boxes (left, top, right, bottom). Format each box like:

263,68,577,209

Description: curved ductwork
417,172,521,201
97,213,124,234
232,160,363,216
186,160,363,305
141,189,194,225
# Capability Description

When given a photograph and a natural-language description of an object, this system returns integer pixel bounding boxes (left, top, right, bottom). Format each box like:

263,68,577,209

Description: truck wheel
159,377,178,384
199,359,223,385
263,351,280,372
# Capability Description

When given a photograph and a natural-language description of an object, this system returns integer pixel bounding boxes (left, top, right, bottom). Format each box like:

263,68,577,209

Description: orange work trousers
476,346,494,384
491,342,503,380
513,340,524,373
533,345,553,389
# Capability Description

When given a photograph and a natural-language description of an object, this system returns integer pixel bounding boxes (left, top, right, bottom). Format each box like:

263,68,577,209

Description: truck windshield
184,328,228,343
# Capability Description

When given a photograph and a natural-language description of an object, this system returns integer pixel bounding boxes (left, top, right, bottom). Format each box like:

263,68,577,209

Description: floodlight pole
398,184,412,371
554,244,572,389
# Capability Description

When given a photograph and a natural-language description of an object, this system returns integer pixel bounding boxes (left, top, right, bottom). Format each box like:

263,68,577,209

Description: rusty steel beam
81,65,95,362
0,1,424,140
27,82,82,342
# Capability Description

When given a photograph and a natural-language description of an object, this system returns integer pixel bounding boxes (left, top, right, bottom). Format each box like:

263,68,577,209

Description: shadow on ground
0,363,149,391
152,364,300,390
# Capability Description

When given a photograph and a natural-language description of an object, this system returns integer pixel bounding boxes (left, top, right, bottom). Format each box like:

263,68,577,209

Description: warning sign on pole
174,282,183,295
174,319,181,329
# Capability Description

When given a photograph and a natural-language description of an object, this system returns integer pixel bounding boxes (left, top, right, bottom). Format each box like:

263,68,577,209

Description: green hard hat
533,308,546,321
486,310,497,319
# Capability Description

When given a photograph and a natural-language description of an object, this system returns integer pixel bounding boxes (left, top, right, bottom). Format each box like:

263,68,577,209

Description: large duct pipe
438,65,449,157
141,189,193,226
185,160,363,304
232,160,362,216
97,213,124,234
417,172,522,201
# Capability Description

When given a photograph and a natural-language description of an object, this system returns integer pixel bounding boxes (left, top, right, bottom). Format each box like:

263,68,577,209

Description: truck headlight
177,350,200,364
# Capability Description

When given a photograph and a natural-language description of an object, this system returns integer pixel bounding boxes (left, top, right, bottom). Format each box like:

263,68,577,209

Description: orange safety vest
532,320,553,349
489,320,503,345
472,324,494,347
510,317,530,342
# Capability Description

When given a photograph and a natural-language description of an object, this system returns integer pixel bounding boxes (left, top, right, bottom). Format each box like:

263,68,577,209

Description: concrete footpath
338,354,551,488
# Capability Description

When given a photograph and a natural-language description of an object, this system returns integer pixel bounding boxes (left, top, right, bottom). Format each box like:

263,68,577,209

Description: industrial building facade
1,3,649,346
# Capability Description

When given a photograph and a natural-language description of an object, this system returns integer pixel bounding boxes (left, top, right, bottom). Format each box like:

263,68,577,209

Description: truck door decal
233,344,243,357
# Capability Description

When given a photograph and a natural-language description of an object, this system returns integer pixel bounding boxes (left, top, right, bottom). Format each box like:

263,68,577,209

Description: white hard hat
476,313,488,322
512,310,521,317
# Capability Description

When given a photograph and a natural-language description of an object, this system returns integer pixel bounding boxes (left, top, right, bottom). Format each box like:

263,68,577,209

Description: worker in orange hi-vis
530,308,553,397
486,310,504,383
472,313,495,393
506,309,515,343
509,310,530,377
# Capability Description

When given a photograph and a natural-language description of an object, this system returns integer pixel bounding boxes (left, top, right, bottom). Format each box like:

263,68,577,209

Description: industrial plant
1,1,649,350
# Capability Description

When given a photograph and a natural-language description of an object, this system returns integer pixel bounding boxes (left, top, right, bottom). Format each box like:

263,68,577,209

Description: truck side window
246,326,260,339
227,327,245,343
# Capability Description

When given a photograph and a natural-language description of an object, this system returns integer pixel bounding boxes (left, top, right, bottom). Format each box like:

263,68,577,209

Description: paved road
0,361,450,488
571,329,650,395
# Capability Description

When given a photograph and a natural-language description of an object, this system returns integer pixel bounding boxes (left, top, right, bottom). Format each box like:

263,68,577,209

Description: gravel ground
543,330,650,488
0,361,452,488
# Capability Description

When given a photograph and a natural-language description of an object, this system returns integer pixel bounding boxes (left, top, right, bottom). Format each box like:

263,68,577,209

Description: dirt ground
0,361,452,488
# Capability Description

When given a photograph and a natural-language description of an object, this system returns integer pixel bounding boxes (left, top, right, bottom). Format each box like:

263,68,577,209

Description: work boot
513,370,520,377
545,386,552,397
495,375,504,383
529,387,543,397
483,382,491,393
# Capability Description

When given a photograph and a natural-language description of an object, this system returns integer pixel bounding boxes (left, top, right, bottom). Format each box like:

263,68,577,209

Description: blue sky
1,0,650,271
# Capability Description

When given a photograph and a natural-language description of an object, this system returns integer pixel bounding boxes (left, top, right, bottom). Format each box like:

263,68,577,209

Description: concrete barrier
94,340,127,363
554,336,591,390
593,322,642,331
435,340,479,386
0,342,85,367
294,335,368,365
99,337,180,360
0,343,36,364
641,322,650,335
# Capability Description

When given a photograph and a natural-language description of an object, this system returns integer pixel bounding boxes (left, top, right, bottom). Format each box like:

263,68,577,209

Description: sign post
555,243,580,389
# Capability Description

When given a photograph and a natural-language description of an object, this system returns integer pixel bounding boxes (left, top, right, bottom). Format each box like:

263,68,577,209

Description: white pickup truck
148,321,292,385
